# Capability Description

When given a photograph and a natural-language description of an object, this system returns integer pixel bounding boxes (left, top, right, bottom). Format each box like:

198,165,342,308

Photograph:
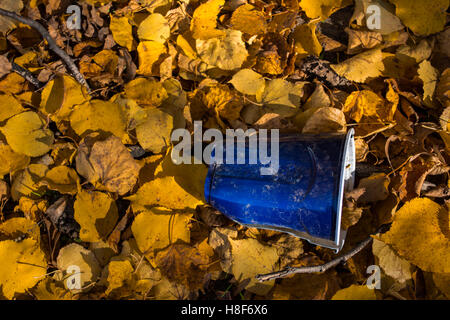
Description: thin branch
256,224,391,282
11,62,43,88
0,8,90,91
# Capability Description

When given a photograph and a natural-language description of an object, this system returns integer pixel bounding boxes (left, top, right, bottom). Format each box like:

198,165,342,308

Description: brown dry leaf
345,28,382,55
0,55,12,77
357,173,390,203
272,263,340,299
432,273,450,298
351,0,404,35
76,134,140,195
74,189,118,242
155,243,210,290
56,243,101,293
381,198,450,274
372,238,413,284
0,0,23,33
300,107,347,134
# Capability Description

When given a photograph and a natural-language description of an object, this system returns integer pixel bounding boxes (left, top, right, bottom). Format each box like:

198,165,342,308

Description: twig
11,62,43,88
0,8,90,91
256,224,391,282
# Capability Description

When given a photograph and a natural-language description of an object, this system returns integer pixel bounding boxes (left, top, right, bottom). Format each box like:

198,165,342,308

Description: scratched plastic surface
204,134,348,243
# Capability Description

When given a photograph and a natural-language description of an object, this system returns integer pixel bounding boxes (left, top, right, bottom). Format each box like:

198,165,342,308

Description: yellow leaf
0,239,46,299
258,79,303,117
11,164,47,201
155,148,207,202
41,166,79,195
69,99,127,139
229,238,278,295
79,50,119,77
300,107,346,134
137,41,167,76
299,0,345,20
131,209,191,262
390,0,448,36
56,243,101,293
135,108,173,154
0,94,24,122
74,190,118,242
137,13,170,43
372,238,412,284
0,217,40,242
32,278,73,300
129,176,203,212
381,198,450,273
202,84,244,121
124,78,168,107
331,48,384,83
190,0,225,40
196,29,248,70
230,4,267,36
0,111,54,157
40,75,90,123
229,68,266,98
293,23,322,59
418,60,439,108
0,141,29,177
104,260,135,298
346,28,382,55
110,15,134,51
433,273,450,299
76,134,140,195
331,284,377,300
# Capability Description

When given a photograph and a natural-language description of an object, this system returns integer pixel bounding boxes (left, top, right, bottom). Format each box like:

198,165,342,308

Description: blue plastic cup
204,129,355,252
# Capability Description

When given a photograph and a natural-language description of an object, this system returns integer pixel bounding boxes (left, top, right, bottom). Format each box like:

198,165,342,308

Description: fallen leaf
74,189,119,242
229,68,265,98
331,48,384,83
190,0,225,40
372,238,412,284
230,4,267,36
196,30,248,70
76,134,140,195
381,198,450,273
0,111,54,157
137,13,170,43
110,15,134,51
390,0,447,36
56,243,101,293
0,239,46,299
229,238,279,295
331,284,377,300
131,209,191,263
135,108,173,153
